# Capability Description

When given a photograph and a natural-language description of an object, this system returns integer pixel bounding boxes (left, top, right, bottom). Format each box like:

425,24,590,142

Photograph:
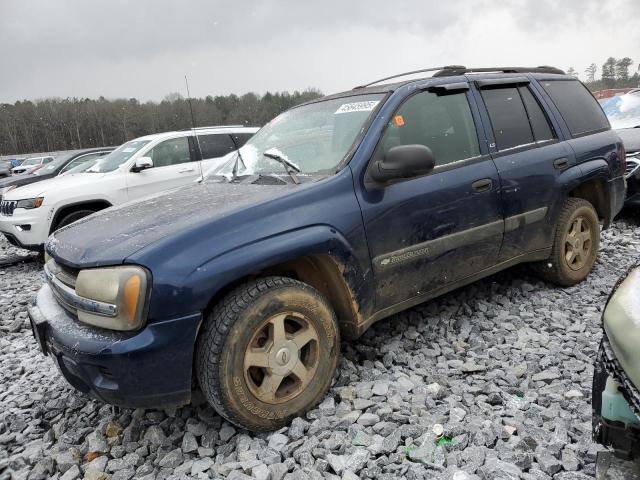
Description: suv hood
2,172,106,199
48,181,294,268
617,128,640,153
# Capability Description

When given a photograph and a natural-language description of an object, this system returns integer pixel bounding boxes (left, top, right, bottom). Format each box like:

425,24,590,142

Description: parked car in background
9,158,24,168
602,90,640,206
12,156,54,175
0,126,257,249
0,148,114,201
31,66,625,431
0,160,12,178
593,264,640,458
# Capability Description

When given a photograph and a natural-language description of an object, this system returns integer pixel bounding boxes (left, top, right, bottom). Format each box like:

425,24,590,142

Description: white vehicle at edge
0,126,257,249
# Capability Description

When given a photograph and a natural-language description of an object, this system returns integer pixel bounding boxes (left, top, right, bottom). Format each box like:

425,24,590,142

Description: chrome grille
0,200,16,216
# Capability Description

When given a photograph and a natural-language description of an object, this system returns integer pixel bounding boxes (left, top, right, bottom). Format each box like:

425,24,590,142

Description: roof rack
432,65,565,77
354,65,565,89
179,125,245,131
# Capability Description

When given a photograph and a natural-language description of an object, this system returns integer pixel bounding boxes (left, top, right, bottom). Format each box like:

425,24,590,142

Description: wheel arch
568,176,611,228
49,199,113,234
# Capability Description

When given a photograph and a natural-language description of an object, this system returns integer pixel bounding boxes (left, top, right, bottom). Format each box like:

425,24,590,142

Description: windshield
87,140,150,173
21,158,42,166
204,94,384,180
602,93,640,129
32,154,74,175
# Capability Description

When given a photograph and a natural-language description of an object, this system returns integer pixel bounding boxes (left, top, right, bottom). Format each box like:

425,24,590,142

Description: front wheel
196,276,340,431
533,197,600,286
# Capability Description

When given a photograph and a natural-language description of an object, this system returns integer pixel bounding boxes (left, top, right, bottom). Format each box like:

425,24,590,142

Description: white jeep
0,126,257,249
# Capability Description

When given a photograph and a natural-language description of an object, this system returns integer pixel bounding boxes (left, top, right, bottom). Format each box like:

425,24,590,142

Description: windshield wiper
229,150,246,183
263,149,300,184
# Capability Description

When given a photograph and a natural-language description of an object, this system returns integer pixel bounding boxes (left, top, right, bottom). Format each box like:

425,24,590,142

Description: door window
197,134,236,160
481,87,536,151
379,90,480,166
146,137,191,167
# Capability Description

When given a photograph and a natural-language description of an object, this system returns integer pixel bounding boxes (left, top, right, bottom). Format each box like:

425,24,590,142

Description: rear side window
481,87,534,151
231,133,255,147
540,80,610,136
198,134,236,160
379,90,480,167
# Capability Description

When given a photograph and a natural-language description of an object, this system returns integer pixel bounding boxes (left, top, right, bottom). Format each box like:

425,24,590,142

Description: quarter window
379,90,480,167
540,80,610,136
147,137,191,167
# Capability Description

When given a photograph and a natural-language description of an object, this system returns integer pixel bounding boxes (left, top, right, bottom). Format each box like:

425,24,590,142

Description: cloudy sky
0,0,638,103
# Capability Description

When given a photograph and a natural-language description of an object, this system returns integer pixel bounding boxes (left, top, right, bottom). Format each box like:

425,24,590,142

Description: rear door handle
178,167,195,173
553,158,569,170
472,178,493,193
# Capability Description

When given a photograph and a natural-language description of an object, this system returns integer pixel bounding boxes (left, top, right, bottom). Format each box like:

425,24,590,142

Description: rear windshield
539,80,609,136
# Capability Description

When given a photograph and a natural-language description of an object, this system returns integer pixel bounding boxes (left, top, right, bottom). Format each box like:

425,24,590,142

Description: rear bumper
28,283,202,409
609,175,626,220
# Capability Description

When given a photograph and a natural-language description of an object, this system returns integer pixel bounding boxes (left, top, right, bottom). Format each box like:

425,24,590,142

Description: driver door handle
553,158,569,170
178,166,195,173
472,178,493,193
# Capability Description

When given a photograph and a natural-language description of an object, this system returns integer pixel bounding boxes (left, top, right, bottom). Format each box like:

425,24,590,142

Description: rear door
357,85,504,310
125,136,199,200
473,78,575,260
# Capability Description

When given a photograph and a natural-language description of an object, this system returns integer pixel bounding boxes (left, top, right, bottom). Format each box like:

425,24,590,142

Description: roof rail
179,125,246,131
432,65,565,77
354,65,565,89
353,66,464,89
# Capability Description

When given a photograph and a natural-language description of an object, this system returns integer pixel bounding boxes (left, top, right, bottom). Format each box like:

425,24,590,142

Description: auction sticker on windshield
335,101,379,114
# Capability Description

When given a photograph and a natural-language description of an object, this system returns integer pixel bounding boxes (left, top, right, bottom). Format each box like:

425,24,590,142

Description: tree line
567,56,639,90
0,89,322,156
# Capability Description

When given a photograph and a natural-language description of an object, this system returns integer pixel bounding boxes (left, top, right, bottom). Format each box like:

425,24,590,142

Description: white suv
0,126,257,249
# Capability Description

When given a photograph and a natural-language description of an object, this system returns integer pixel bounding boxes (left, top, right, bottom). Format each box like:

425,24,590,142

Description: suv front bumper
0,207,51,250
28,283,202,409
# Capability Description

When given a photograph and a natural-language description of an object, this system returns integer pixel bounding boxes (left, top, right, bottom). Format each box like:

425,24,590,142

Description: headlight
603,267,640,389
16,197,44,209
75,266,150,331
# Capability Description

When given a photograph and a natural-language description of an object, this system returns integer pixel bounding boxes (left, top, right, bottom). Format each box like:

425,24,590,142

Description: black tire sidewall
57,209,95,229
216,284,339,430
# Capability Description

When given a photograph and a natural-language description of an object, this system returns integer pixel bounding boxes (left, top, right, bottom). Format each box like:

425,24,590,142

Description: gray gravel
2,213,640,480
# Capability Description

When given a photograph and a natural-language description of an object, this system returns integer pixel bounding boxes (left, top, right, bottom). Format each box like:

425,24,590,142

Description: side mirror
369,144,435,184
132,157,153,172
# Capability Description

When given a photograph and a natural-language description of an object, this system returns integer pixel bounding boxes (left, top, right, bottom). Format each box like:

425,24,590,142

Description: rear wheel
533,197,600,286
196,276,340,431
54,209,96,230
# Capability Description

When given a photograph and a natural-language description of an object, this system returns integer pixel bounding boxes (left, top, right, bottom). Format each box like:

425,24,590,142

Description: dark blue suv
30,66,626,431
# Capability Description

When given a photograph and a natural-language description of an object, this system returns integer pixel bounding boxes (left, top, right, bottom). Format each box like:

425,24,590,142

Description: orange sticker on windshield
394,115,405,127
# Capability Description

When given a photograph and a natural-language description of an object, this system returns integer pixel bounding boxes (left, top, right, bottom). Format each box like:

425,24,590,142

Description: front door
357,87,504,310
125,136,200,201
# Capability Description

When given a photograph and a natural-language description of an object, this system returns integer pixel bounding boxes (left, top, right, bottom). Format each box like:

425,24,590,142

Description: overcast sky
0,0,638,103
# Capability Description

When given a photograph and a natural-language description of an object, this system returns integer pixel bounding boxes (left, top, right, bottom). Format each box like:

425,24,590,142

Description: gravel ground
2,214,640,480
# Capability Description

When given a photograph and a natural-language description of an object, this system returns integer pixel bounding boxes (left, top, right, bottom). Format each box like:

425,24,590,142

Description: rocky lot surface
2,215,640,480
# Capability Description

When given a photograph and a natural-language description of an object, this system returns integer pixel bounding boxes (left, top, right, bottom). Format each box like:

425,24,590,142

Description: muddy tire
196,276,340,431
54,209,96,231
532,197,600,286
